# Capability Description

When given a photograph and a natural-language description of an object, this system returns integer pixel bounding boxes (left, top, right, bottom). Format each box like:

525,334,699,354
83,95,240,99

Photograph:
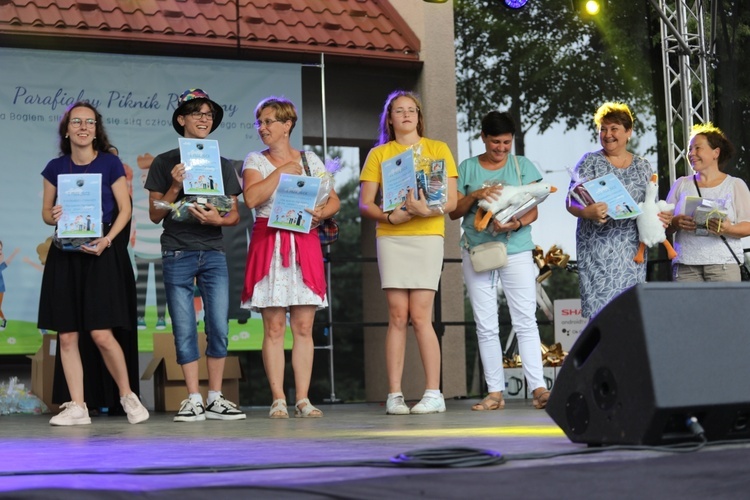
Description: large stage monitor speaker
546,282,750,445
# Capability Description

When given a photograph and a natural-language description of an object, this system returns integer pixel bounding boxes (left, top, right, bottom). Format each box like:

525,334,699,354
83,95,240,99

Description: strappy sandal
295,398,323,418
532,388,550,409
269,399,289,419
471,393,505,411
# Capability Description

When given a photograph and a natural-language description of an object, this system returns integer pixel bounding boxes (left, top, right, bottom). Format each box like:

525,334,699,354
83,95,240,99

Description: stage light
584,0,601,15
504,0,530,9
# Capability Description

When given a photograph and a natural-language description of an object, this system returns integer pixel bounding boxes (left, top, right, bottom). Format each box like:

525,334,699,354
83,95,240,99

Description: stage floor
2,398,750,499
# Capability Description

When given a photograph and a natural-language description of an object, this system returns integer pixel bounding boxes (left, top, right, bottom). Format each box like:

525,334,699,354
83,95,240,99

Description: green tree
713,0,750,181
455,0,655,155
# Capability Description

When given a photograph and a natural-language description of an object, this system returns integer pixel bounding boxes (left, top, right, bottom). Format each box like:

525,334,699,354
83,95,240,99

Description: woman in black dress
38,102,148,426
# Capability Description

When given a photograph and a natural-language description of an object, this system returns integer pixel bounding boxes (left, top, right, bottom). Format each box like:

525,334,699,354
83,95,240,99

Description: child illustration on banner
133,153,167,331
23,237,53,335
0,240,20,330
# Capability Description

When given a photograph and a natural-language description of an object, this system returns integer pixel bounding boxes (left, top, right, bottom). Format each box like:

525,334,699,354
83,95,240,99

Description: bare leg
91,329,133,397
385,289,410,394
408,289,441,390
181,360,200,395
206,356,226,393
289,305,316,400
58,331,84,404
261,307,288,401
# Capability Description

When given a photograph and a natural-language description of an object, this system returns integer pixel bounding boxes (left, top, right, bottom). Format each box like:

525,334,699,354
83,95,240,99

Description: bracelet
514,220,523,232
387,212,394,225
104,236,112,248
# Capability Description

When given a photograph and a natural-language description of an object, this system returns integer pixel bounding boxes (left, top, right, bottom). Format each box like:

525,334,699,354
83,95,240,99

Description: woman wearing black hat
145,89,245,422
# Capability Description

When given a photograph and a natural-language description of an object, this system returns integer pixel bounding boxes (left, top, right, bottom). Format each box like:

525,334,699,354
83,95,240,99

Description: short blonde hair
594,102,634,130
255,97,298,135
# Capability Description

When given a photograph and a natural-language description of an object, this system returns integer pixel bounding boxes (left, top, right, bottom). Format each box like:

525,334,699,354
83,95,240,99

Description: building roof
0,0,422,66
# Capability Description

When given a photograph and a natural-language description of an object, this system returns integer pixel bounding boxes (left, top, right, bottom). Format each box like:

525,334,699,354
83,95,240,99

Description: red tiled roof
0,0,421,65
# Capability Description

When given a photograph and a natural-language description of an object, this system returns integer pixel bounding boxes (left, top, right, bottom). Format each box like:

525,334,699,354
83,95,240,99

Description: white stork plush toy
634,173,677,263
474,183,557,232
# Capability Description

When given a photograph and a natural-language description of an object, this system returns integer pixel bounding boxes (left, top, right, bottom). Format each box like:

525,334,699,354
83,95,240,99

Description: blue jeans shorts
162,250,230,365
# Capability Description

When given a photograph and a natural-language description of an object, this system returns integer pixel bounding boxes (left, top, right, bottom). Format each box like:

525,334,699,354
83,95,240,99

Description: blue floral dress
571,151,653,318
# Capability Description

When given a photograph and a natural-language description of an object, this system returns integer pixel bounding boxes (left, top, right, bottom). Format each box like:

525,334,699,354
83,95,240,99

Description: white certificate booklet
269,174,322,233
57,173,103,238
178,138,225,195
583,173,642,220
381,149,416,212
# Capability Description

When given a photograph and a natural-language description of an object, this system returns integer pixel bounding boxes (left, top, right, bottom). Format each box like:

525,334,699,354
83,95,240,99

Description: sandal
471,393,505,411
295,398,323,418
269,399,289,419
532,388,550,409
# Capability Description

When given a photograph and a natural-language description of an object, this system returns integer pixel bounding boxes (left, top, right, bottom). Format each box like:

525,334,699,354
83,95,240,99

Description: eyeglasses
392,107,419,116
189,111,214,120
69,118,96,128
254,118,283,129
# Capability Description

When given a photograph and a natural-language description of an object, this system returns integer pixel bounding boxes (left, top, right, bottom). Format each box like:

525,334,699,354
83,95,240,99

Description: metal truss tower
649,0,715,183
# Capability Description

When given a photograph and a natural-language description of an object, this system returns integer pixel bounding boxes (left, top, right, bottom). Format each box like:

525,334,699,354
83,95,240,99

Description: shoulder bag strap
513,154,522,186
695,174,742,264
299,150,311,176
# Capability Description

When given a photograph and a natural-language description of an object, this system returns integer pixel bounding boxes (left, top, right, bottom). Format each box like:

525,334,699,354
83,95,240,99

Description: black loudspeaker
546,283,750,445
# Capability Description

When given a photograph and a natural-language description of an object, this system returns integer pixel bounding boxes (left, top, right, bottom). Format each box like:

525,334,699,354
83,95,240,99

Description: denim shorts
162,249,230,364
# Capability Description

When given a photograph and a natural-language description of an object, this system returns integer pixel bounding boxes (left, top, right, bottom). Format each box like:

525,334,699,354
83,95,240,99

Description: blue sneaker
155,317,166,330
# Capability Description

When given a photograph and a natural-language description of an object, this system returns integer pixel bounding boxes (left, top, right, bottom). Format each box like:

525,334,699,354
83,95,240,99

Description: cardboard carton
141,333,243,412
503,367,526,399
28,334,59,412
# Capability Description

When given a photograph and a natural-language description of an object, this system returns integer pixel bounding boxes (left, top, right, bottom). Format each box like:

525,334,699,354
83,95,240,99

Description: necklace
69,152,98,173
606,151,631,169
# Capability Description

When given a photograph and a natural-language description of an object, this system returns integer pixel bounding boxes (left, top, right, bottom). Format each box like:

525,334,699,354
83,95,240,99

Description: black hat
171,88,224,136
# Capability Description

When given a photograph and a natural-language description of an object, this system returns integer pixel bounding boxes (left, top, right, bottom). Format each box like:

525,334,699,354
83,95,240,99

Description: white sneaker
173,399,206,422
410,393,446,414
386,393,410,415
50,402,92,426
120,393,150,424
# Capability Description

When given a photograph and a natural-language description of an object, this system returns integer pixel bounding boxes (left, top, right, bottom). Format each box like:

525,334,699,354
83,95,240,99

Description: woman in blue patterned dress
566,103,667,319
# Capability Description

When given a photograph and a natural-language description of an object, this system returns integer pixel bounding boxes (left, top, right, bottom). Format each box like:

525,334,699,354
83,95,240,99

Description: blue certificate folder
57,173,103,238
583,173,642,220
269,174,322,233
381,149,416,212
178,138,225,195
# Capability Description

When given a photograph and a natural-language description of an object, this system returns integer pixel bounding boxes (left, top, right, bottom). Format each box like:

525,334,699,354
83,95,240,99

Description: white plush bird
474,183,557,232
634,173,677,263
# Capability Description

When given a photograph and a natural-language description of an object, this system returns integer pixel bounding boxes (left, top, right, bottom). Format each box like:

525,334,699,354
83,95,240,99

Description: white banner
0,47,302,354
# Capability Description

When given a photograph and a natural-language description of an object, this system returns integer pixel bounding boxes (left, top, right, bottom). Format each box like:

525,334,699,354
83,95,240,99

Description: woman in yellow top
359,90,458,415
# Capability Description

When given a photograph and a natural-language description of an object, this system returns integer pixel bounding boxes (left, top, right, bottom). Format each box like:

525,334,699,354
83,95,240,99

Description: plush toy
474,183,557,232
634,173,677,263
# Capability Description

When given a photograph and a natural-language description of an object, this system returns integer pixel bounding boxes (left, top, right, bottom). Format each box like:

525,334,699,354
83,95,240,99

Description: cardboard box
141,333,243,412
554,298,588,352
28,334,59,412
504,367,526,399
